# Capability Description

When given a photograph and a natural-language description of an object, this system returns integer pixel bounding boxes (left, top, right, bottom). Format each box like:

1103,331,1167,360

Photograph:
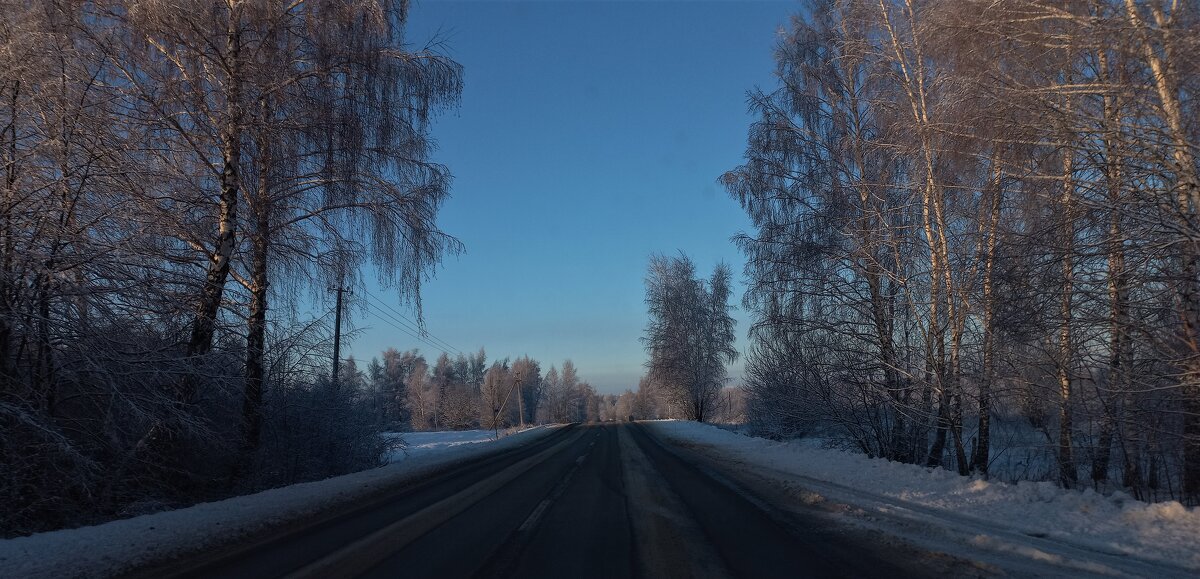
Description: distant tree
452,354,470,391
480,360,518,430
561,360,579,391
439,382,477,431
380,348,422,428
581,383,600,423
466,348,488,392
642,254,737,422
560,360,581,422
430,353,456,428
540,366,561,424
615,390,636,422
406,357,434,431
631,376,660,421
512,356,542,425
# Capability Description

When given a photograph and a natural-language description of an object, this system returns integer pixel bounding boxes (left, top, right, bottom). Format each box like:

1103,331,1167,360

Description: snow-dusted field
0,426,561,579
646,420,1200,577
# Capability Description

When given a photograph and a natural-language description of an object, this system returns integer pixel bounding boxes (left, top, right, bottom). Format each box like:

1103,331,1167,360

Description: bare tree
729,0,1200,504
642,254,737,422
512,355,542,426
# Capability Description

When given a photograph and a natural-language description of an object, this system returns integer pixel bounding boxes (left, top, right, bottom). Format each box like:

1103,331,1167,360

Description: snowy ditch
0,426,561,578
645,420,1200,577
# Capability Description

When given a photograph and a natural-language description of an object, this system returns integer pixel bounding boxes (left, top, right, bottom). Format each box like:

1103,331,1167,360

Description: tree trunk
1122,0,1200,503
1095,56,1126,485
972,164,1003,475
927,388,950,468
874,0,957,469
183,9,243,403
0,80,18,396
1181,253,1200,503
34,271,53,413
1058,146,1077,489
241,120,270,458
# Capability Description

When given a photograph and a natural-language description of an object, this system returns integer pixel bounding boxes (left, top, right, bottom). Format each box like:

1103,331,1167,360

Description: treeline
343,350,612,431
630,377,747,425
724,0,1200,503
0,2,461,536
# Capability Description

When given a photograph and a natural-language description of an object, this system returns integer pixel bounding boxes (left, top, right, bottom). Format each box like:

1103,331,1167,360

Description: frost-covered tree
642,254,737,422
728,0,1200,503
512,355,542,425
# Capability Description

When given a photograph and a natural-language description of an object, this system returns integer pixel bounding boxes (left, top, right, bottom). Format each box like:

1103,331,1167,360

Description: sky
345,0,798,393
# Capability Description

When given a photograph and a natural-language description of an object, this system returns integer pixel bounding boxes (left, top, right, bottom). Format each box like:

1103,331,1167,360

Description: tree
512,355,542,425
560,359,580,422
480,360,517,431
406,357,434,431
380,348,420,428
728,0,1200,504
541,365,561,423
0,0,464,534
642,254,737,422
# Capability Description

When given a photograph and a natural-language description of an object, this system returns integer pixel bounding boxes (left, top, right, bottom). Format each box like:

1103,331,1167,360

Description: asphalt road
161,424,938,579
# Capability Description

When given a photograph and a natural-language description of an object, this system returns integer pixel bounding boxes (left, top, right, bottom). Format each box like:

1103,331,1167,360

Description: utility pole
331,286,350,394
515,372,525,430
492,370,525,440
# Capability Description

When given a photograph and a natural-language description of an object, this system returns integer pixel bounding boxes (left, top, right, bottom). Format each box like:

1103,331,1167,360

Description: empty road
153,424,947,579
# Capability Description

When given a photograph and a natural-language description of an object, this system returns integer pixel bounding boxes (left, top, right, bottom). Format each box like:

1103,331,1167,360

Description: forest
717,0,1200,506
350,349,623,432
0,0,474,536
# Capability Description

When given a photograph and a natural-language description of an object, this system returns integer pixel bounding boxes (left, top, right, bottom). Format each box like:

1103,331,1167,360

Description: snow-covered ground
646,420,1200,578
384,429,509,462
0,425,561,579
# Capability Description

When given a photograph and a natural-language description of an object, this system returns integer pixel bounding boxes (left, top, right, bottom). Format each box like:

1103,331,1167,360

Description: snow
646,420,1200,577
383,429,508,462
0,425,562,579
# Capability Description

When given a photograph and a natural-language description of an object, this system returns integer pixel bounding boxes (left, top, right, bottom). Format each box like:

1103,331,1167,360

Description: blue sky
346,0,797,393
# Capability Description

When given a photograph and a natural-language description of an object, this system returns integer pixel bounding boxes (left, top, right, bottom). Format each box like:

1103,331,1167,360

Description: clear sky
345,0,797,393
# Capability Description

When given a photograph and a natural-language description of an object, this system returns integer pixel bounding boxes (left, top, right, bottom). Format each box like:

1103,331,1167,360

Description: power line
360,299,446,354
361,295,463,357
360,294,458,353
364,292,462,354
362,293,462,355
363,304,452,356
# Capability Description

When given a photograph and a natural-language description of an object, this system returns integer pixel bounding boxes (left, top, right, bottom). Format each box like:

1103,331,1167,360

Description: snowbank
646,420,1200,575
0,425,561,579
383,428,530,462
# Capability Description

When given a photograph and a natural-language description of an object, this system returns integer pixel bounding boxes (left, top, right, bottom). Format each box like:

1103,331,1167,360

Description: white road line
285,430,582,579
515,447,593,536
518,499,553,532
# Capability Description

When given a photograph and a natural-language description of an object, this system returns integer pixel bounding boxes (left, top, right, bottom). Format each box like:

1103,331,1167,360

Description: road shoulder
619,425,734,579
642,420,1199,578
0,425,567,579
638,422,1000,578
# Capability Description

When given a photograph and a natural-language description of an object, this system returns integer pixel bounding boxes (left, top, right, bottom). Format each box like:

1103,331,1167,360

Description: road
158,424,947,579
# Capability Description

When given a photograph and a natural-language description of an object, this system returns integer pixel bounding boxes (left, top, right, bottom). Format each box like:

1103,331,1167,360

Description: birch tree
642,254,737,422
731,0,1200,503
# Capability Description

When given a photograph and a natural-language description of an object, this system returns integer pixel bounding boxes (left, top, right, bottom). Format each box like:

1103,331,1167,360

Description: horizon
342,0,796,392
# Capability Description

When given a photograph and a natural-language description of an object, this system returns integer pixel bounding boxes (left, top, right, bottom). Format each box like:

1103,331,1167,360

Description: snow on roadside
383,428,537,463
646,420,1200,575
0,425,561,579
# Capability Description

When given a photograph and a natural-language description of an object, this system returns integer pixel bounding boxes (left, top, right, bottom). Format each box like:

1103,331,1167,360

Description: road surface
154,424,955,578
